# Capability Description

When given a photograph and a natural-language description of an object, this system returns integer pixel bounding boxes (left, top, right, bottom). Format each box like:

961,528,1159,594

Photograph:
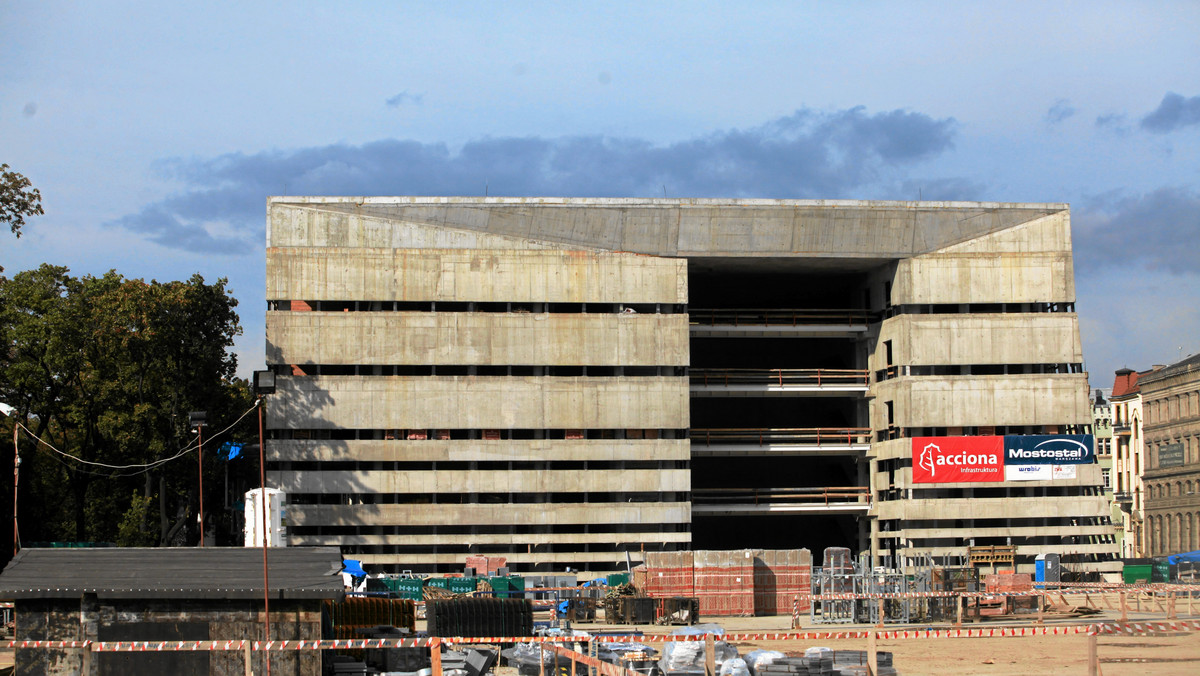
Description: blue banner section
1003,434,1095,465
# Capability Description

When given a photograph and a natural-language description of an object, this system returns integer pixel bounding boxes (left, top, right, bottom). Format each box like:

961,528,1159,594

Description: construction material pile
426,597,534,638
752,648,897,676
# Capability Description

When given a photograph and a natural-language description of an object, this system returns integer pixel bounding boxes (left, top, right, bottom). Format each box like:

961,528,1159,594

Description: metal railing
689,308,873,327
691,368,869,387
690,427,872,446
692,486,871,506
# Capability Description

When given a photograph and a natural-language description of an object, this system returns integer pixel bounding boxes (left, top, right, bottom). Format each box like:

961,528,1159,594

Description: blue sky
2,1,1199,388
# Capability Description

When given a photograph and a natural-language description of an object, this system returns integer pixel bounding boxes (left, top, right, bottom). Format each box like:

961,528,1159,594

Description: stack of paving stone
830,650,897,675
753,650,897,676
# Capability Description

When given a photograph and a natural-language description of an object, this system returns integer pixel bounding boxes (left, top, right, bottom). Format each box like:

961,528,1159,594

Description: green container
1123,564,1152,584
490,575,526,598
1152,560,1171,583
426,577,450,590
607,573,631,587
448,577,478,594
390,577,424,600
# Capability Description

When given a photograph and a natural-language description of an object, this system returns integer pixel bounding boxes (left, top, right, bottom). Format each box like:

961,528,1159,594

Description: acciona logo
912,436,1005,483
918,443,938,477
920,443,1000,475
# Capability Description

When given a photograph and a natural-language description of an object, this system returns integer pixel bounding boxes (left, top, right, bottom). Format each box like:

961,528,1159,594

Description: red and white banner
912,436,1003,483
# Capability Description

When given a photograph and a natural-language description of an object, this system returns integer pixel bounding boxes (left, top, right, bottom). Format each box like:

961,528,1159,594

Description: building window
1101,468,1111,490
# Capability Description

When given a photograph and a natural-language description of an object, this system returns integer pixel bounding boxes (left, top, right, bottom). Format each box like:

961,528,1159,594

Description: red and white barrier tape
7,621,1200,652
1088,620,1200,635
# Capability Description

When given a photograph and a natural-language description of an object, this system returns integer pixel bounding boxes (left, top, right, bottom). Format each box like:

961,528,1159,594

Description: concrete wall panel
269,198,1066,259
267,311,690,366
881,495,1112,521
286,502,691,527
874,314,1083,368
266,248,688,304
892,253,1075,305
935,212,1071,255
267,376,689,429
271,468,690,494
267,439,691,462
871,374,1092,428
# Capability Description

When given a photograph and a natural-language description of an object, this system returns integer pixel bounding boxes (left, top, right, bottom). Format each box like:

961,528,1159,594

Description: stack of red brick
636,549,811,617
465,556,507,576
982,572,1035,615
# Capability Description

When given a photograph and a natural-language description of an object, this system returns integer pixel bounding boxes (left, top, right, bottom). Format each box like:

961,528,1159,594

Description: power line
14,400,260,477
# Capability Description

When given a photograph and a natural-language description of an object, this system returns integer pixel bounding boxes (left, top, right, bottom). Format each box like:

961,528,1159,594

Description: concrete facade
1139,353,1200,556
264,197,1118,575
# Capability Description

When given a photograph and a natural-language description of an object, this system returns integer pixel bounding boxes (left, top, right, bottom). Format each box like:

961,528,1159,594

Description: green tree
0,264,252,558
0,164,43,238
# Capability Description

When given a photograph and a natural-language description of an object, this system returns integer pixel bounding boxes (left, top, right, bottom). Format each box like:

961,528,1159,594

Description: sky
2,1,1199,388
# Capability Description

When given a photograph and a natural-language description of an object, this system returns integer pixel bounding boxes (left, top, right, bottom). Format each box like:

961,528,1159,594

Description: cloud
1094,112,1131,135
385,91,424,107
107,106,962,253
1074,186,1200,275
1139,92,1200,133
1045,99,1076,125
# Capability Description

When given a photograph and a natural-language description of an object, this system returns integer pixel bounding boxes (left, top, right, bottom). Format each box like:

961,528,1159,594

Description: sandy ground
0,596,1195,675
595,608,1199,676
529,595,1200,676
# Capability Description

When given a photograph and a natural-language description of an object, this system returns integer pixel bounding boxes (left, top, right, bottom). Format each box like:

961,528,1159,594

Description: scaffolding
810,550,979,625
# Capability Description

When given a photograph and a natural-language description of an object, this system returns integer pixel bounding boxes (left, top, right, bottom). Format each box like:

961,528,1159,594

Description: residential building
1092,388,1120,549
1139,352,1200,555
1111,368,1146,557
264,197,1119,576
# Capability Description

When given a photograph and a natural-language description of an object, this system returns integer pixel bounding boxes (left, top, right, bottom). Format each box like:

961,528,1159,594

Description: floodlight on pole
3,403,18,558
190,411,207,547
253,370,275,676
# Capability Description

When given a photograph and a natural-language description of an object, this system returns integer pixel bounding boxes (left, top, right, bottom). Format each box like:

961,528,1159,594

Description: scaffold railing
690,368,869,387
690,427,872,446
689,308,873,327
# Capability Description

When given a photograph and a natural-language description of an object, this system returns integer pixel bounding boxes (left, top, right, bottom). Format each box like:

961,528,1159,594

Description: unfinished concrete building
264,197,1119,576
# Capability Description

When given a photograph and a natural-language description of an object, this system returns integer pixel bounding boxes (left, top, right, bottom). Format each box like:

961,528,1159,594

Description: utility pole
190,411,207,547
13,423,20,557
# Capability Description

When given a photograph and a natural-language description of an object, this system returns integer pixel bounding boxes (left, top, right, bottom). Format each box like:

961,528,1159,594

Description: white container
245,487,288,547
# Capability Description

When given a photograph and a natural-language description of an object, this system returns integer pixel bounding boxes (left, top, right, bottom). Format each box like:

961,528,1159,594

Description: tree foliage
0,264,253,559
0,164,44,238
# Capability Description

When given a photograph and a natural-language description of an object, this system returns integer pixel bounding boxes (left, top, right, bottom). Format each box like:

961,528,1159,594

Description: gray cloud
1045,99,1076,125
1140,92,1200,133
1095,112,1131,135
108,106,962,253
1075,186,1200,275
385,91,424,107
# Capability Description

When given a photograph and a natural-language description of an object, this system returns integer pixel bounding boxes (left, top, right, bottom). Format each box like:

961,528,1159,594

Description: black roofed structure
0,546,343,675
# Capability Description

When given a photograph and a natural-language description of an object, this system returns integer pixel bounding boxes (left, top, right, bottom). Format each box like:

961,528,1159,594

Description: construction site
264,197,1119,577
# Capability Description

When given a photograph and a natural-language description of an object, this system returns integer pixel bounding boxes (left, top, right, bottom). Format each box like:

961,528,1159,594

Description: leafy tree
0,264,253,561
0,164,43,238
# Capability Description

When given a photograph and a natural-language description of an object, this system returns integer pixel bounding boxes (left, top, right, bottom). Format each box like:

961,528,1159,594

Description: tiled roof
0,547,345,600
1112,368,1140,397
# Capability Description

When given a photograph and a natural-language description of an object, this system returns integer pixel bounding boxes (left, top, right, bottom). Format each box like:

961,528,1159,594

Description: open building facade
264,197,1119,576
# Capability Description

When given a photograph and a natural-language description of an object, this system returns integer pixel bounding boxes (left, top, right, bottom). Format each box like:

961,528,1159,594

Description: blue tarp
221,442,243,460
342,559,367,577
1166,550,1200,564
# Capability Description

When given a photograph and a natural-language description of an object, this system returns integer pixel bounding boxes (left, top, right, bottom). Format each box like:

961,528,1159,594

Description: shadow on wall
262,339,372,539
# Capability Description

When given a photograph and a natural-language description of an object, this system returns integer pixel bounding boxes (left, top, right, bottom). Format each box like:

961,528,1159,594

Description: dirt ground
546,597,1200,676
0,596,1194,675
